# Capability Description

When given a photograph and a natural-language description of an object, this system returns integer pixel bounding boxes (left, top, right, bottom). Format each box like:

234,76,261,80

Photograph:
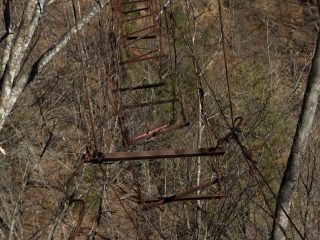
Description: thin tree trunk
271,32,320,240
0,0,109,132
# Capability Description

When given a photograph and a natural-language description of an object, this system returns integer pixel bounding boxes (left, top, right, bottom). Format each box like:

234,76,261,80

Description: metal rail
134,178,225,207
85,147,224,163
130,121,189,142
116,81,165,91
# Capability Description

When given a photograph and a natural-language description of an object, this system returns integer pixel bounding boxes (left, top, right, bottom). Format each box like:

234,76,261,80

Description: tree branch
1,0,41,100
15,0,110,93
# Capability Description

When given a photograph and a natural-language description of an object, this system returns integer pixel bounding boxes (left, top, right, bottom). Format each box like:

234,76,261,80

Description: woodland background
0,0,319,239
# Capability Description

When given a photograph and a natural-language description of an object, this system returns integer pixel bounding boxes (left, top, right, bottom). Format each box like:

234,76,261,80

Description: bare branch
2,0,39,91
19,0,110,89
0,0,109,131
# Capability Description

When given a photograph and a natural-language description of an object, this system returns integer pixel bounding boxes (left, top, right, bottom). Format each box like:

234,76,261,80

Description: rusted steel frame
135,178,225,206
68,199,85,240
113,0,124,31
115,81,165,92
125,37,159,48
121,53,165,65
123,7,150,14
149,0,158,11
110,0,144,201
105,9,130,147
126,48,161,64
125,48,158,59
85,147,225,163
130,123,171,142
123,13,154,23
127,35,157,40
121,52,165,65
150,0,160,19
122,0,149,4
124,24,157,38
124,28,160,47
123,98,178,109
130,120,189,143
173,194,225,201
138,194,225,206
175,178,223,199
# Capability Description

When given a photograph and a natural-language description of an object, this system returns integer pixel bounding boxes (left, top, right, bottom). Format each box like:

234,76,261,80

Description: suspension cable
234,136,304,239
169,13,232,129
217,0,234,127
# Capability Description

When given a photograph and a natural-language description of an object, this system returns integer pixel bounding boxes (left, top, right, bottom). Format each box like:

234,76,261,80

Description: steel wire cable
234,136,304,239
217,0,234,128
168,11,232,130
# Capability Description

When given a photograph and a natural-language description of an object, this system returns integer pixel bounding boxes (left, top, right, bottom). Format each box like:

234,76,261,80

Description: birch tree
271,31,320,240
0,0,109,132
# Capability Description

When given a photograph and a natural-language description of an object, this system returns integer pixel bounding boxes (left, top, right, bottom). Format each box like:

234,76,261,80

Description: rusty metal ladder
85,0,225,206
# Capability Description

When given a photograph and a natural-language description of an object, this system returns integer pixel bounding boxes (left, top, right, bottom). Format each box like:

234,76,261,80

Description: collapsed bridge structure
83,0,238,207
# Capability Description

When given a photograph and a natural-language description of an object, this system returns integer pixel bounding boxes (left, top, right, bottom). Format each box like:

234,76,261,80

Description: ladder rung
130,121,189,143
115,81,165,92
125,31,159,47
121,54,165,65
85,147,225,163
125,25,157,38
134,178,225,207
136,194,225,205
123,7,149,14
127,35,157,40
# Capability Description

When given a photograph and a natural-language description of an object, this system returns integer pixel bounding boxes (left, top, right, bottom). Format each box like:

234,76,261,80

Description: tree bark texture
271,32,320,240
0,0,109,131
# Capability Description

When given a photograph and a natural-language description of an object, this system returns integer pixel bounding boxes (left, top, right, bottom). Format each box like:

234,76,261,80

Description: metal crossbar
85,147,224,163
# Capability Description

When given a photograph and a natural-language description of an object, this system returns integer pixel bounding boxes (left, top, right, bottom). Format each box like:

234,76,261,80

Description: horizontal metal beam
137,194,225,205
134,178,225,207
124,31,159,47
85,147,224,163
130,121,189,143
115,81,165,92
124,25,157,38
127,35,157,40
120,54,165,65
123,7,149,14
174,178,223,199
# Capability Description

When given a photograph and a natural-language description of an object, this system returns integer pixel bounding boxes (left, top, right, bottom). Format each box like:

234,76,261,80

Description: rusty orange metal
85,147,224,163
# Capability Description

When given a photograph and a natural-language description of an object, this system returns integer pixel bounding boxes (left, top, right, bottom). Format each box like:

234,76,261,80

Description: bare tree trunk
0,0,109,132
271,32,320,240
